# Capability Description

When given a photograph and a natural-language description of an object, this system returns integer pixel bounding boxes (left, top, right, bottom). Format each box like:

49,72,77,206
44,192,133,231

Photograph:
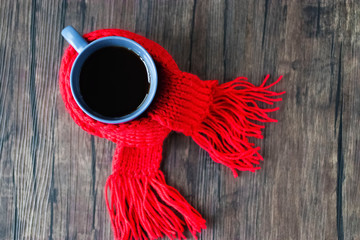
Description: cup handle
61,26,88,53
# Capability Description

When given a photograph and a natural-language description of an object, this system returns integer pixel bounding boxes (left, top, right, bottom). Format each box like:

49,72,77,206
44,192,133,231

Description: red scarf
59,29,284,240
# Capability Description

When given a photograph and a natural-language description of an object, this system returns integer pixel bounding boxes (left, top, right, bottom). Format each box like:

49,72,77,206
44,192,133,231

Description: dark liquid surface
80,47,149,118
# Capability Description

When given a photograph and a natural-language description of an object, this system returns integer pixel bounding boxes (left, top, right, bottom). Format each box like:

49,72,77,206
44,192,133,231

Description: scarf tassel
105,170,206,240
193,75,285,177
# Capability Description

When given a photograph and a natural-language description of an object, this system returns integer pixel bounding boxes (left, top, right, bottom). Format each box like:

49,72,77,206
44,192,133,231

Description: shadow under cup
69,36,158,124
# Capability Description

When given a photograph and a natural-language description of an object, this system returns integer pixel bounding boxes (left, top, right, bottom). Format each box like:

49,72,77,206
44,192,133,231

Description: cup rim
70,36,158,124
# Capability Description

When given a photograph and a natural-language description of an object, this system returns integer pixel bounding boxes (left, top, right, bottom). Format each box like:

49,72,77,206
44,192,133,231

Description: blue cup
61,26,157,124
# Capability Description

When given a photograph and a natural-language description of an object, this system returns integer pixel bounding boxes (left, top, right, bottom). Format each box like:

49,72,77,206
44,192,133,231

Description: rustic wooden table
1,0,359,239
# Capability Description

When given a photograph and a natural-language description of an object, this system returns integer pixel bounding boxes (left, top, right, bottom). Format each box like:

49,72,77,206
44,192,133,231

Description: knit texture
59,28,284,239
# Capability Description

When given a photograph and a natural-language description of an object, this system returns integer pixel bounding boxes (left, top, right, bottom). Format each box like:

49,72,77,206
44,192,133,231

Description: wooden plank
0,0,359,239
340,2,360,240
0,0,44,239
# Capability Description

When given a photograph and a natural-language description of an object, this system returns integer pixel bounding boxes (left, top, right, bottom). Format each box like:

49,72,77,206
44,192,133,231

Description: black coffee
79,46,150,118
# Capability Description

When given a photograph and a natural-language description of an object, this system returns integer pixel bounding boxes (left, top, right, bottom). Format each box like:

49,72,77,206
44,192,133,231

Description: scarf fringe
104,170,206,240
193,75,285,177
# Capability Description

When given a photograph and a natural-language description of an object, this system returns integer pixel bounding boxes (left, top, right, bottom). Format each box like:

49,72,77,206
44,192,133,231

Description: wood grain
0,0,359,239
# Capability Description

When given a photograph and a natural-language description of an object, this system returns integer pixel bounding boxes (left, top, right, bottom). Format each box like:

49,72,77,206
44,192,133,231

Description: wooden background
0,0,359,239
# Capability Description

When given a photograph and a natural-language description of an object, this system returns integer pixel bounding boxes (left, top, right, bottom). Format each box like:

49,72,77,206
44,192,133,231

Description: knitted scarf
59,29,284,240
